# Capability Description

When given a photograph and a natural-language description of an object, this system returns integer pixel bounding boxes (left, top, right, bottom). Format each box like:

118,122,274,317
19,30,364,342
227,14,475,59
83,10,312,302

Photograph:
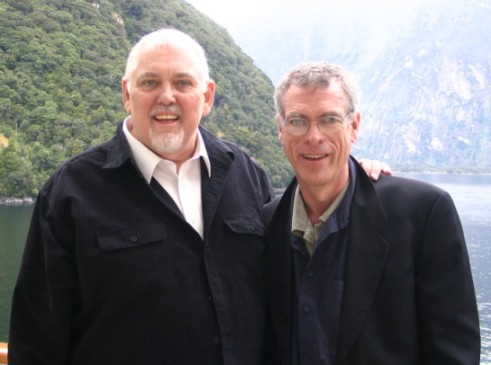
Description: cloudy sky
184,0,432,35
184,0,439,82
185,0,278,32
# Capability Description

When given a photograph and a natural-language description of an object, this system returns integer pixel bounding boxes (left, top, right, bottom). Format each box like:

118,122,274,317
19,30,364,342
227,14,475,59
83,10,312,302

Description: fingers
357,158,392,181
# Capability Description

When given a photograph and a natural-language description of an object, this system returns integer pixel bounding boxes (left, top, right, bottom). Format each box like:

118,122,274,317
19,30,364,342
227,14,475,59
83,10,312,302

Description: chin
150,131,184,155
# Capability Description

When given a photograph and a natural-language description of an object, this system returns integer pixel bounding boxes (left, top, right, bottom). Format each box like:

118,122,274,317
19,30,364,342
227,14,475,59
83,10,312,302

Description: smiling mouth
154,114,179,121
303,154,328,161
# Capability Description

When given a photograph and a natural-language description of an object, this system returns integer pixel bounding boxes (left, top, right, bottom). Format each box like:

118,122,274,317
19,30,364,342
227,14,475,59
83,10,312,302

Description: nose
157,84,176,105
304,122,324,143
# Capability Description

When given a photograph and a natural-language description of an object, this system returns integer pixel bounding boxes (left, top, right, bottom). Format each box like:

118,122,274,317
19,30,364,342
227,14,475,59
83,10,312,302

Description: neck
298,177,349,225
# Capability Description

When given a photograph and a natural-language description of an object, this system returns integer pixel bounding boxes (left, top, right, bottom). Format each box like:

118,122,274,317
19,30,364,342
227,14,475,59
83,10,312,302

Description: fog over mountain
194,0,491,171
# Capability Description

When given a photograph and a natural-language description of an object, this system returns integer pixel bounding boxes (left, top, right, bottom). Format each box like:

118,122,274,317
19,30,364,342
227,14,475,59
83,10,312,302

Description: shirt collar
122,117,211,184
291,164,353,236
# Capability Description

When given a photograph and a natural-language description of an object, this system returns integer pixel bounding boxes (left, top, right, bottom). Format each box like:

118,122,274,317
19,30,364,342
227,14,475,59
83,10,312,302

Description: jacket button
130,236,138,243
303,306,310,313
249,225,255,232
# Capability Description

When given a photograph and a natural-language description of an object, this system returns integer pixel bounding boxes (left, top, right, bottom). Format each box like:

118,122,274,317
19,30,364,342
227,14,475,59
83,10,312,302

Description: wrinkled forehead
283,81,350,108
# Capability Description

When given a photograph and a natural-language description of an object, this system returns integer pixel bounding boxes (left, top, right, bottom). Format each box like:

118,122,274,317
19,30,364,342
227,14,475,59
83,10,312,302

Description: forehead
283,81,349,115
134,45,203,79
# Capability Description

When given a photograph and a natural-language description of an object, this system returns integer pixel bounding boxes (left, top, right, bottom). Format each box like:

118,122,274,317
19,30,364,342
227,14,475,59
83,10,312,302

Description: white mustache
151,106,182,117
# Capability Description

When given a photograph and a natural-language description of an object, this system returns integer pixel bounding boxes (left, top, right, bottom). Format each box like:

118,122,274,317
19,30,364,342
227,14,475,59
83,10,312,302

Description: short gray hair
123,28,211,91
274,61,360,118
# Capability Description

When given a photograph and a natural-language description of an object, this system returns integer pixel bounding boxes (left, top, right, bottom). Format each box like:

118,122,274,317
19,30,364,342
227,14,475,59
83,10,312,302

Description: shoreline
0,197,35,206
1,171,490,206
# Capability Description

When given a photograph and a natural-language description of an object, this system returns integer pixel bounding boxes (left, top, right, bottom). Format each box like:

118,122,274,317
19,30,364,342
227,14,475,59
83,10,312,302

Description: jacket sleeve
8,187,75,365
416,190,480,364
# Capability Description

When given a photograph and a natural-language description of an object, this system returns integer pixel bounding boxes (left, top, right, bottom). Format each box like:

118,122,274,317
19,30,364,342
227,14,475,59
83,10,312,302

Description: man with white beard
8,28,275,365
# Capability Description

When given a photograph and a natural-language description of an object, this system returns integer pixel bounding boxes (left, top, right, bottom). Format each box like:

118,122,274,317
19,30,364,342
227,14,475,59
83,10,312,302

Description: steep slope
229,0,491,171
0,0,292,197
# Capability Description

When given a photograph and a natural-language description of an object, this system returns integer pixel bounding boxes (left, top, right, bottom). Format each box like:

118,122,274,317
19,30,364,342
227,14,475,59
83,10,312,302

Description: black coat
264,158,480,365
9,124,274,365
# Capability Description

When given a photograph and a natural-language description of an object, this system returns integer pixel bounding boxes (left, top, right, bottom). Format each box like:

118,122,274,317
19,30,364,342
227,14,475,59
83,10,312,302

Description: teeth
155,114,178,120
304,154,325,159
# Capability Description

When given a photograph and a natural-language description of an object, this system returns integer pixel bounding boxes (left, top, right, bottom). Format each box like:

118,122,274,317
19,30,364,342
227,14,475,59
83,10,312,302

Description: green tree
0,0,292,198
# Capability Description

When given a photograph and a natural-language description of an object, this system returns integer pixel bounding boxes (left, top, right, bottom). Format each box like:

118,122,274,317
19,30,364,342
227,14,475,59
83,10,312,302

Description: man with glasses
263,61,480,365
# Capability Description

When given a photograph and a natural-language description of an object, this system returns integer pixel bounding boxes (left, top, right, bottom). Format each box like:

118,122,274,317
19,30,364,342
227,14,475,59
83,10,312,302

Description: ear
202,80,216,116
350,112,361,143
122,79,131,113
276,114,285,145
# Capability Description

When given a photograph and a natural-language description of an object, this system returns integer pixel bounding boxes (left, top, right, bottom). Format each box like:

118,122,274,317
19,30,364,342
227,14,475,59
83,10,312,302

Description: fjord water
0,204,32,343
0,173,490,362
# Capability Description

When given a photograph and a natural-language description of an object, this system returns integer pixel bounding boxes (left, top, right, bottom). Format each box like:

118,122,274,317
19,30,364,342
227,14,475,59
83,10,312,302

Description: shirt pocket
94,224,176,296
219,216,266,278
97,223,167,251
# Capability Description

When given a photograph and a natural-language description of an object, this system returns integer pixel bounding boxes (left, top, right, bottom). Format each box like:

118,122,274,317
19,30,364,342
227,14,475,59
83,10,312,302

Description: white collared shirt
123,118,211,239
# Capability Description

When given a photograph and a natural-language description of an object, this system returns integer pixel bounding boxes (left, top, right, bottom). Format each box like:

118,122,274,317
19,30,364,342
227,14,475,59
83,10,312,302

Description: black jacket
9,123,274,365
264,157,480,365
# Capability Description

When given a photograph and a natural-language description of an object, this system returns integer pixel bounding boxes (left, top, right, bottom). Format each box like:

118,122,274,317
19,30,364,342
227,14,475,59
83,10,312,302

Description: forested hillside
0,0,291,198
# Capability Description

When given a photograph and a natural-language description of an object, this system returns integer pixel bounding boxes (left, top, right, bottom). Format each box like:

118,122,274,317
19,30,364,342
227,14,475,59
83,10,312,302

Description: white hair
123,28,211,91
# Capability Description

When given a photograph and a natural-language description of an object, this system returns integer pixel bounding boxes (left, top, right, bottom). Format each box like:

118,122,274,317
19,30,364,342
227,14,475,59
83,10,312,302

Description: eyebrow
285,112,307,118
174,72,196,79
135,71,198,82
135,71,159,80
286,111,344,119
320,112,345,119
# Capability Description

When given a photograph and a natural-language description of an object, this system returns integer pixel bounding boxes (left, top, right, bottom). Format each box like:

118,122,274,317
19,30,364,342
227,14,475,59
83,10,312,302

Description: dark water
0,205,32,343
0,173,490,363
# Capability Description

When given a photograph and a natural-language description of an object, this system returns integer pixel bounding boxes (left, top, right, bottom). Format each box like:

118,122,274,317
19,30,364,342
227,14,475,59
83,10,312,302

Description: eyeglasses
282,113,353,136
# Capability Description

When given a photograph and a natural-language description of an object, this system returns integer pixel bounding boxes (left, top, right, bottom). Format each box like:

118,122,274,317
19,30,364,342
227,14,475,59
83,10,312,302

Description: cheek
282,138,298,160
181,95,203,116
125,93,144,114
334,130,353,146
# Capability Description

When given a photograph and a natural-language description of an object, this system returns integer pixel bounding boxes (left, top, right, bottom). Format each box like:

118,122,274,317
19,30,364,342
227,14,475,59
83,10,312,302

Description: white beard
150,129,185,155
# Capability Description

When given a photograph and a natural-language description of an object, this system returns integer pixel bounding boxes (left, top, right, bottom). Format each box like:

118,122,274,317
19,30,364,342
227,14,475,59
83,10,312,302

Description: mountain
0,0,292,196
224,0,491,172
1,0,489,199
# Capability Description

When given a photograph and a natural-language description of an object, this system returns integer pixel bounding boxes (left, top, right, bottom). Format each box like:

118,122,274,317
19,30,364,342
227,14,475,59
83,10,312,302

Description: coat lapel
199,128,233,240
336,167,390,364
